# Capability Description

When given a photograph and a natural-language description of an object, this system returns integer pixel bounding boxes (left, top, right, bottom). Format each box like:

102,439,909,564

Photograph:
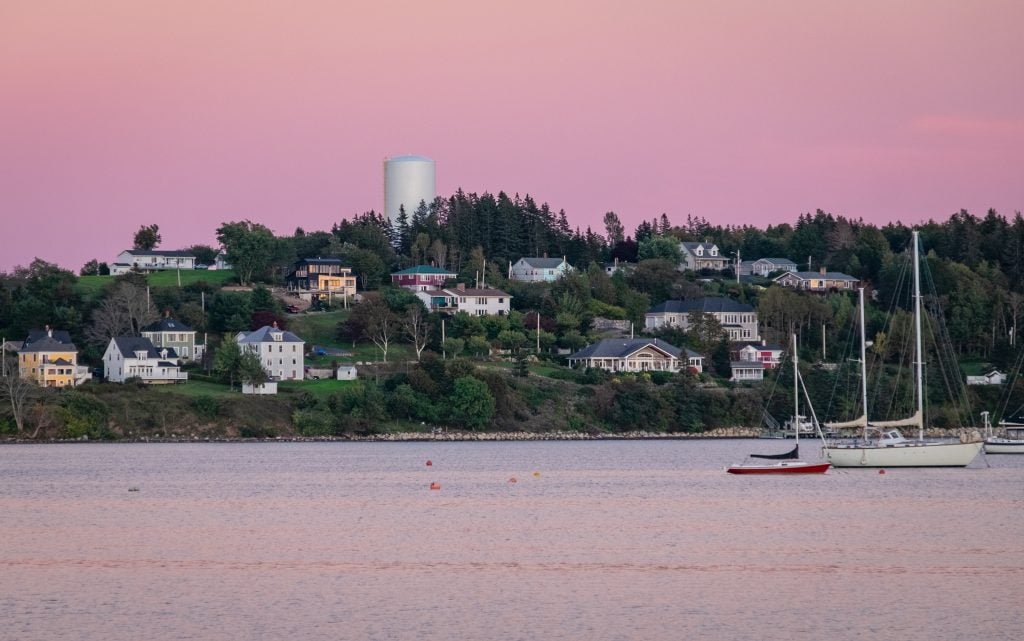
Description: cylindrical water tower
383,155,436,223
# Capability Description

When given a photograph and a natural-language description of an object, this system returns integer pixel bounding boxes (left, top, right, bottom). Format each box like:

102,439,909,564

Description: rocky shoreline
2,426,982,444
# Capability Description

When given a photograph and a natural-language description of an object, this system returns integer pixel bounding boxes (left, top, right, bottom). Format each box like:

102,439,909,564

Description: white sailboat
983,411,1024,454
824,231,983,468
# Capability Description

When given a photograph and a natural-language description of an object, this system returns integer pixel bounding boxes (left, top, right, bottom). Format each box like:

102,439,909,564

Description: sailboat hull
984,438,1024,454
824,441,982,467
727,461,830,474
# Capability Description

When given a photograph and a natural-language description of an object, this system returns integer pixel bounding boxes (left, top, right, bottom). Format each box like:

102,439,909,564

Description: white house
242,381,278,395
967,370,1007,386
415,284,512,316
110,250,197,274
336,365,358,380
645,297,760,342
103,337,187,384
679,241,730,271
568,338,703,374
237,323,305,381
730,361,764,382
509,257,571,282
734,342,785,369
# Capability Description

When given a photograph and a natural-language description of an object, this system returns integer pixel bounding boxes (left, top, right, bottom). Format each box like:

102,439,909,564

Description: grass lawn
288,310,350,346
77,270,238,298
77,275,114,299
278,378,359,397
147,269,237,287
150,379,238,398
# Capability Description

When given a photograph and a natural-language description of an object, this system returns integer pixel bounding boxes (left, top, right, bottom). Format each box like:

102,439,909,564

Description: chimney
46,325,52,338
819,266,827,275
165,310,171,318
272,321,279,329
457,283,466,291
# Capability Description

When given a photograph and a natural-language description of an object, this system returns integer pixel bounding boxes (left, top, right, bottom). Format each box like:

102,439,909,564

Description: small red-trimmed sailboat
728,334,831,475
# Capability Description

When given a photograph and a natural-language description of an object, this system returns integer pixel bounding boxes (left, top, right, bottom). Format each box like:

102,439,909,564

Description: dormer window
696,248,704,256
710,247,718,256
271,332,283,342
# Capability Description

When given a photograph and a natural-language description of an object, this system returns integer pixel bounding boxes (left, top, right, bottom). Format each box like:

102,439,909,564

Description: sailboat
727,334,831,474
983,411,1024,454
824,232,983,467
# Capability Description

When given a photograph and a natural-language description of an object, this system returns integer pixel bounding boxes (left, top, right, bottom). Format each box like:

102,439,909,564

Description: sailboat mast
913,230,925,441
859,287,869,440
793,333,799,446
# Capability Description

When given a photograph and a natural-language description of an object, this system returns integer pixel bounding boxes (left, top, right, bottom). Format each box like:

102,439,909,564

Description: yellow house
18,329,87,388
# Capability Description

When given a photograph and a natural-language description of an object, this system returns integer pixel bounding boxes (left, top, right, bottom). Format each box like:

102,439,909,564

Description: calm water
1,441,1021,641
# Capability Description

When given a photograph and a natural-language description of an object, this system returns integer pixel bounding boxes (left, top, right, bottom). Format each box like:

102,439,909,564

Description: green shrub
57,391,112,439
292,409,335,436
193,396,222,419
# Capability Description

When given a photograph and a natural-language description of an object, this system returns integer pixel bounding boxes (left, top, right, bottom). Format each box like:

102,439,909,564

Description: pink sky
2,0,1022,272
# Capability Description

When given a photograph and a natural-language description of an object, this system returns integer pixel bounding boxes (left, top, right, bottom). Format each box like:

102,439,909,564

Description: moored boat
823,234,983,468
728,335,830,475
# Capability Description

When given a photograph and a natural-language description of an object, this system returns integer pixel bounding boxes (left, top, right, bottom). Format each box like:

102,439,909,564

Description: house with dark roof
509,257,571,282
568,338,703,374
679,241,731,271
645,297,760,342
774,268,859,292
286,258,357,301
391,265,458,292
751,258,798,277
18,328,90,387
103,337,186,384
142,314,202,362
110,250,196,275
236,323,305,381
415,284,511,316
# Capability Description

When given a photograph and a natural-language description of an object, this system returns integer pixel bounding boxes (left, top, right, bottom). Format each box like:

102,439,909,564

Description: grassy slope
77,270,238,298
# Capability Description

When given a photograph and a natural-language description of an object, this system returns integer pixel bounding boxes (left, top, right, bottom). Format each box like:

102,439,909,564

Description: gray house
568,338,703,374
644,297,760,342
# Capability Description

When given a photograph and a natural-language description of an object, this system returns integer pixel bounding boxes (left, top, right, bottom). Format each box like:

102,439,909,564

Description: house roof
569,338,683,360
50,358,74,366
681,241,725,254
237,325,304,344
296,257,345,266
432,287,510,297
737,342,784,352
25,329,73,346
731,361,765,369
111,336,179,360
648,297,754,314
19,336,78,353
755,257,797,265
516,257,567,269
392,265,457,276
121,250,196,258
778,271,859,282
142,317,194,333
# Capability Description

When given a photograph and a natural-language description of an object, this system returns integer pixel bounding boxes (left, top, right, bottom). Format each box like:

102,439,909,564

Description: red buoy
879,469,886,475
508,477,517,483
430,482,441,490
426,460,433,466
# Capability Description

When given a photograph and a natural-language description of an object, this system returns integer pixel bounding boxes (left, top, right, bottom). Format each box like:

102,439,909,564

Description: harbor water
1,440,1021,641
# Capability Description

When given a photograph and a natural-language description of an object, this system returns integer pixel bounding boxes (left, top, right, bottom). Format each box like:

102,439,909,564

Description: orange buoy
426,460,433,466
508,477,517,483
879,469,886,475
430,482,441,490
532,471,541,477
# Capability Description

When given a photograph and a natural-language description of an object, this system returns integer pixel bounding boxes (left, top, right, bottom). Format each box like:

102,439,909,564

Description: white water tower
383,155,436,223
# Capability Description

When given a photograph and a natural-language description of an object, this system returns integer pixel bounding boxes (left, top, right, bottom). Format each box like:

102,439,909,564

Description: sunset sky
2,0,1022,271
